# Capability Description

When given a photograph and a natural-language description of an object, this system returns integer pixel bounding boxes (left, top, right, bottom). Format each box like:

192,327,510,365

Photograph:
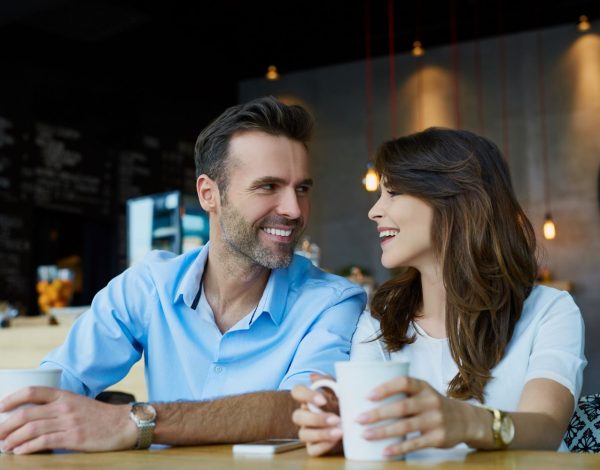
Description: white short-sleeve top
351,285,586,425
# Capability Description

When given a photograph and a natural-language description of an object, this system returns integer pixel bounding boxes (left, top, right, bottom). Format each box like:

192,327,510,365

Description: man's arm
154,391,298,445
0,387,298,454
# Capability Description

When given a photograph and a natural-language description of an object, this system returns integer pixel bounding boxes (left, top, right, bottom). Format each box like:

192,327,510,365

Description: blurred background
1,1,599,394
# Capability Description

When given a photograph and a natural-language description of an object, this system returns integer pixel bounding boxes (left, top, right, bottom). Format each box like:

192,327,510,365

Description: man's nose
277,189,302,219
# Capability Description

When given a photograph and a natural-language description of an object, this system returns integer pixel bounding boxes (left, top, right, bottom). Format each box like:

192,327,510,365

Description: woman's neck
416,264,447,338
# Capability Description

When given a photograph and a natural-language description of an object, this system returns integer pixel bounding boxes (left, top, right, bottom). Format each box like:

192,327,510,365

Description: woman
291,128,586,457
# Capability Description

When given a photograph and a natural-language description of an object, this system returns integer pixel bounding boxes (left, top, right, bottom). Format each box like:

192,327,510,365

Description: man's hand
0,387,137,454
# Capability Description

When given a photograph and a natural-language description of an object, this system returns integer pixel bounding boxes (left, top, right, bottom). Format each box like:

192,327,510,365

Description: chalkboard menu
0,115,22,204
0,112,199,313
0,202,32,306
19,122,112,216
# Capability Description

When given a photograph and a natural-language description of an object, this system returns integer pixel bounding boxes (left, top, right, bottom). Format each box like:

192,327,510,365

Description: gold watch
485,407,515,449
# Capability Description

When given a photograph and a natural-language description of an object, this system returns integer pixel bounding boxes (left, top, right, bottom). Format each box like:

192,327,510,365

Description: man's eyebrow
249,177,314,187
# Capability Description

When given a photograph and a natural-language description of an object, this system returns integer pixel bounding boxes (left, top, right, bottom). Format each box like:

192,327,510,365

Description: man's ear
196,174,220,212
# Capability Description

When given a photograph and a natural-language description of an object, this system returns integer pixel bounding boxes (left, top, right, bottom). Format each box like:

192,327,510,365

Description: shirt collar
175,243,210,308
175,242,290,326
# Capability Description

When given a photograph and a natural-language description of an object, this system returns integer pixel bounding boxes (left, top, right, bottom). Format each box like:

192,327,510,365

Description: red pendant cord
497,0,510,163
364,0,374,159
536,30,551,213
473,0,484,134
388,0,397,137
449,0,461,128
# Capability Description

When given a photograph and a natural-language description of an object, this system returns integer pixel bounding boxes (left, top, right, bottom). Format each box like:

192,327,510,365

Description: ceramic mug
0,368,62,451
309,361,409,461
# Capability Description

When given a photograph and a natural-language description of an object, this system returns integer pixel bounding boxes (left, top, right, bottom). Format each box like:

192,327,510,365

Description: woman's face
368,181,435,270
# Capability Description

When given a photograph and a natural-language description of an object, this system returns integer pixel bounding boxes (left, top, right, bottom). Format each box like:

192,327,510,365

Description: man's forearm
152,391,299,445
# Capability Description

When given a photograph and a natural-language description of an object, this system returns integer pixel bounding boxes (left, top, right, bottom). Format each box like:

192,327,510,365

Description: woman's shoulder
515,284,583,335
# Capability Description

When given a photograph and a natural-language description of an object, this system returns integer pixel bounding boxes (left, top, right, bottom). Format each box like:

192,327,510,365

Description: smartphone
232,438,304,455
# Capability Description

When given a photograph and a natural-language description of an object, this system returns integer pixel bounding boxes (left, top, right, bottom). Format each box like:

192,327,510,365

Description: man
0,97,365,454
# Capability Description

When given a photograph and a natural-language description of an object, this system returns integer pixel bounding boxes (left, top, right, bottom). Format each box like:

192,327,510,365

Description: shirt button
214,365,223,373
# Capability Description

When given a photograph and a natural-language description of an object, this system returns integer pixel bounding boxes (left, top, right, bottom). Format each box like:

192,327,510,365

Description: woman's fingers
357,385,439,425
298,425,343,444
291,385,327,407
368,376,425,400
383,429,445,457
292,408,340,428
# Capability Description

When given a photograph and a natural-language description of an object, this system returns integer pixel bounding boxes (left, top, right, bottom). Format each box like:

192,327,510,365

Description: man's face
217,130,312,269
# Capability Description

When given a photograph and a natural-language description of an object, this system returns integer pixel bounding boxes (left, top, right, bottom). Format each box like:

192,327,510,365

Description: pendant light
577,15,591,32
265,65,279,80
536,30,556,240
362,0,379,192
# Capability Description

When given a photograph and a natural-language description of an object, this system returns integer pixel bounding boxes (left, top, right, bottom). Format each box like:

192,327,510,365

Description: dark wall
0,62,230,314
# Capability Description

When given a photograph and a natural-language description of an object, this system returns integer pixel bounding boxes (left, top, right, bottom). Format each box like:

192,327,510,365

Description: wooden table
1,445,599,469
0,315,147,401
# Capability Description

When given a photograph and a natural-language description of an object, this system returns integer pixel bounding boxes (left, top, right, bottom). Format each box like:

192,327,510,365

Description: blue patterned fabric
565,394,600,453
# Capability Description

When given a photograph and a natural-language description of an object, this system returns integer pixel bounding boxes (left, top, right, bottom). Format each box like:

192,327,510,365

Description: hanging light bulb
578,15,591,32
363,164,379,192
265,65,280,80
543,213,556,240
412,40,425,57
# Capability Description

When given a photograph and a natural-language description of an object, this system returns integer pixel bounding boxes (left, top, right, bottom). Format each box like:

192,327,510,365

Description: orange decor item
36,266,75,313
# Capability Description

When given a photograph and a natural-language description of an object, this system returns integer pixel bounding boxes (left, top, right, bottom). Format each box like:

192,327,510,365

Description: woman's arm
359,376,574,456
465,378,574,450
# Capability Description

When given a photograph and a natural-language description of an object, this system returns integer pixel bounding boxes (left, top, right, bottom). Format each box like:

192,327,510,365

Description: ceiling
1,0,598,127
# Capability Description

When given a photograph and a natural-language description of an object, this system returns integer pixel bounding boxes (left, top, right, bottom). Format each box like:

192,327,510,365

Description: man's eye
296,185,311,194
260,184,275,191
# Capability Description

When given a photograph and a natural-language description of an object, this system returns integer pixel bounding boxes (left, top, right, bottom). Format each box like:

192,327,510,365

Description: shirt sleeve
40,262,157,397
350,311,388,361
278,288,366,390
524,290,587,401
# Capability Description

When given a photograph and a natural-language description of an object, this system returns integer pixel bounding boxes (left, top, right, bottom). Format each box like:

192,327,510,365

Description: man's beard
219,203,304,269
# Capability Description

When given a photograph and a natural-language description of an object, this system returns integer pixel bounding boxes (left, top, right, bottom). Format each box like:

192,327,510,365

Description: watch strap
484,406,508,449
130,402,156,450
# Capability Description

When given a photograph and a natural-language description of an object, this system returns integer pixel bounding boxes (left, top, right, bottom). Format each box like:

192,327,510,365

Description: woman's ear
196,174,220,213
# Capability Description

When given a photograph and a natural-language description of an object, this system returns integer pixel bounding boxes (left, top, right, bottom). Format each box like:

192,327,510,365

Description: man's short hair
194,96,314,193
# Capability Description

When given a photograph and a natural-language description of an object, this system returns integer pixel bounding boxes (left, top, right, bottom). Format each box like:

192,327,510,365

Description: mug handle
307,379,339,414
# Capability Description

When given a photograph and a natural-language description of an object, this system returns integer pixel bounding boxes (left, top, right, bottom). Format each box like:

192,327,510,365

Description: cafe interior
0,0,599,465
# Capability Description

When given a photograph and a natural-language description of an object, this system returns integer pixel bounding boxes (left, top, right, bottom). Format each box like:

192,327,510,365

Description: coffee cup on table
0,368,62,451
309,361,409,461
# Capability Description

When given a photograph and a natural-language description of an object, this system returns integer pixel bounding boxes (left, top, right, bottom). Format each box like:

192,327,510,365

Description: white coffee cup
309,361,409,461
0,368,62,449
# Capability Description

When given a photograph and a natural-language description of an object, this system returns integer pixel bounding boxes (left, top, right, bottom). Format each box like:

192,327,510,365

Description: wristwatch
485,406,515,449
129,402,157,449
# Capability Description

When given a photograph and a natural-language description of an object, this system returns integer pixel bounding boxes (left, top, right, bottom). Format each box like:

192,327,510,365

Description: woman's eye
386,190,401,196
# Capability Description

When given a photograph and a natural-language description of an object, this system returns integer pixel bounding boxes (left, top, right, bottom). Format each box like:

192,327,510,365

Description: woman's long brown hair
370,128,537,403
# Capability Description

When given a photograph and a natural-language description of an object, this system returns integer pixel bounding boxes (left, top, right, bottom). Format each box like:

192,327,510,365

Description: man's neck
202,242,271,333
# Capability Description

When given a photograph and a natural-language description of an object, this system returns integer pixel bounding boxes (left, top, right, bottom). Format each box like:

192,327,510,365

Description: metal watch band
130,402,156,450
488,407,505,449
135,420,155,450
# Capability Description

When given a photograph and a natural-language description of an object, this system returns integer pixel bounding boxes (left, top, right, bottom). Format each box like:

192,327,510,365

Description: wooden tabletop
1,444,599,469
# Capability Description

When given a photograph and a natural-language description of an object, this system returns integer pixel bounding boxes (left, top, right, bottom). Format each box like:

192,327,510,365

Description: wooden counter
1,444,599,469
0,315,147,401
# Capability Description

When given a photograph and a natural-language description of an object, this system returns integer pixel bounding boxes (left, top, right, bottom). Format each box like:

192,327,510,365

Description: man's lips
260,226,298,243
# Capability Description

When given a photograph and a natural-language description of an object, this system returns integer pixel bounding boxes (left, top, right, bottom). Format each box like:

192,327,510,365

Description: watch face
133,403,157,423
500,415,515,444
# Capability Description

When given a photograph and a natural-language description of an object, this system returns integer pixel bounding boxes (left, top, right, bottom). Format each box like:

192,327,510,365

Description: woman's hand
291,374,343,457
356,376,473,457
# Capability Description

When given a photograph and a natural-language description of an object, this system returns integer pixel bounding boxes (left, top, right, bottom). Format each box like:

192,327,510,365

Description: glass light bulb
364,167,379,192
543,216,556,240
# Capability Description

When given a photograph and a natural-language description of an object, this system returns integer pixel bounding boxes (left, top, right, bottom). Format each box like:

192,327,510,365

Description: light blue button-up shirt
41,244,366,401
